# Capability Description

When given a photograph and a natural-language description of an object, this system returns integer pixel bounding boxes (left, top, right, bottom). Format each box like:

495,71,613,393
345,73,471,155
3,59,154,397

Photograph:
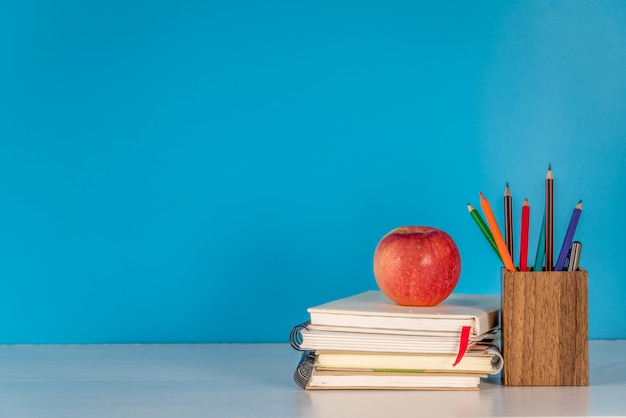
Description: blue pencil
555,201,583,271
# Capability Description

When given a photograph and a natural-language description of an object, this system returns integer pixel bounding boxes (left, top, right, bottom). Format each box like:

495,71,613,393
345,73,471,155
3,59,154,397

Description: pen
519,198,530,271
467,203,502,262
568,241,582,271
555,200,583,271
479,192,516,272
545,164,554,271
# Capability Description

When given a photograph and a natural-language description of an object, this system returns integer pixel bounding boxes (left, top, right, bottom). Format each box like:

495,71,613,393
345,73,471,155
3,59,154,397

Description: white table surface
0,341,624,417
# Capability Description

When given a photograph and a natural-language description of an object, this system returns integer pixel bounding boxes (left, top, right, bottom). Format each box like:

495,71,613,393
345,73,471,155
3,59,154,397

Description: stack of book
290,291,502,390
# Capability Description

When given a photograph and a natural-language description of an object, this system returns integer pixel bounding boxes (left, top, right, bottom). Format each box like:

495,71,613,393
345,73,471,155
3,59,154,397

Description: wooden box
501,268,589,386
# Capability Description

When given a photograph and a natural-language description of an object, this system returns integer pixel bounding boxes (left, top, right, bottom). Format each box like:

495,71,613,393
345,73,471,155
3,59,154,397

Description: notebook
291,322,497,354
306,291,500,337
314,345,504,375
294,352,484,390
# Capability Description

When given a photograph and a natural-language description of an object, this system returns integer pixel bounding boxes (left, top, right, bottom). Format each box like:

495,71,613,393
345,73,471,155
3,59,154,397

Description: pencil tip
548,163,552,170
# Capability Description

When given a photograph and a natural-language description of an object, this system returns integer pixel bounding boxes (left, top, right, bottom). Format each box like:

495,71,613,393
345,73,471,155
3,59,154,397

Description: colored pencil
555,200,583,271
479,192,516,272
545,164,554,271
519,198,530,271
504,183,514,262
467,203,502,262
534,211,546,271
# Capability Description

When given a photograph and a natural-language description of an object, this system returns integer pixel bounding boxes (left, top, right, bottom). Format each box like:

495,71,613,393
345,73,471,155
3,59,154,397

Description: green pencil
533,211,546,271
467,203,502,262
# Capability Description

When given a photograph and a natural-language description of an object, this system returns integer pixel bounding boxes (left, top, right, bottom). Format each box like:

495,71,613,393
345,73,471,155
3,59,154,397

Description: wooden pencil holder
501,268,589,386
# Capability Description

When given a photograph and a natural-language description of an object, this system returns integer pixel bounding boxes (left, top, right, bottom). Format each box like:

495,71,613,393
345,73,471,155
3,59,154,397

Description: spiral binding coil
289,321,309,350
293,351,316,389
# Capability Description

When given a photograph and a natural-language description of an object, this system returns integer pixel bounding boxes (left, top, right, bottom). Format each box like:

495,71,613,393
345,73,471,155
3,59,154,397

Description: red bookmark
453,326,471,366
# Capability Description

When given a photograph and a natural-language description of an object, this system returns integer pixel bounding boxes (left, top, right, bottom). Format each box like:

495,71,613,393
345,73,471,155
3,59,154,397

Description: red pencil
519,198,530,271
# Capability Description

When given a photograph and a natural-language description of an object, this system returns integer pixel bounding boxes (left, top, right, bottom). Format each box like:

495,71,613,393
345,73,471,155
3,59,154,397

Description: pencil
545,164,554,271
555,200,583,271
534,211,546,271
519,198,530,271
504,183,514,262
479,192,516,272
467,203,502,262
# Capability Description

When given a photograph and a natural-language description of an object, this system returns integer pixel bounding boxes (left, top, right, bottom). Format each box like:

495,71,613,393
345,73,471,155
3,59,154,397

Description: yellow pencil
480,192,516,272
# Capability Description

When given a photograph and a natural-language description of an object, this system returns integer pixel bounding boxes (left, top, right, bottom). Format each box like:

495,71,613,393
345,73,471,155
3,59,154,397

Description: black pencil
504,183,514,263
545,164,554,271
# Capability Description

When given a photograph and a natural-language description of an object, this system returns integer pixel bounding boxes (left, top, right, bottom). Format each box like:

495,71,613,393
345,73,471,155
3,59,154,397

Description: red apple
373,226,461,306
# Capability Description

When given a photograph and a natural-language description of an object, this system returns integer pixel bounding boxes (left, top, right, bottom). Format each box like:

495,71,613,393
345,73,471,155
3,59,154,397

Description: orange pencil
480,192,516,272
504,183,514,260
519,198,530,271
545,164,554,271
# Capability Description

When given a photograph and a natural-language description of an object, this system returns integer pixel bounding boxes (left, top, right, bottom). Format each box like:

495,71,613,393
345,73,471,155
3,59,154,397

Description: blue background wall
1,1,625,343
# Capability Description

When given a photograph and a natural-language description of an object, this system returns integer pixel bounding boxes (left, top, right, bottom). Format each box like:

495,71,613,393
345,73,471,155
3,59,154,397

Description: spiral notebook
290,321,499,353
291,291,502,390
293,351,488,390
314,346,504,374
305,291,500,337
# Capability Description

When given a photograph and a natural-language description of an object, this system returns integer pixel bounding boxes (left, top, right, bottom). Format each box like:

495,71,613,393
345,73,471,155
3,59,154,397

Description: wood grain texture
501,268,588,386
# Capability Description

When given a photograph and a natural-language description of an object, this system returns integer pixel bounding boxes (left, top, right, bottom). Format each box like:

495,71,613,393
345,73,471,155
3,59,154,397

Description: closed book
292,323,494,354
291,291,502,390
307,371,482,390
306,291,499,337
293,351,486,390
314,345,503,375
